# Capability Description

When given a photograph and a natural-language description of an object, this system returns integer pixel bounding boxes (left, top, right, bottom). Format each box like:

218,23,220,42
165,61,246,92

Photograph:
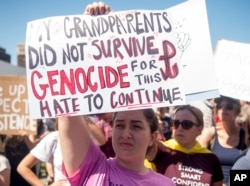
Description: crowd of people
1,1,250,186
1,94,250,185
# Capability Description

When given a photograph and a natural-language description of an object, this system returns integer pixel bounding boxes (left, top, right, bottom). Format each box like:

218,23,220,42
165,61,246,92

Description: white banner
25,10,186,118
214,39,250,101
167,0,219,101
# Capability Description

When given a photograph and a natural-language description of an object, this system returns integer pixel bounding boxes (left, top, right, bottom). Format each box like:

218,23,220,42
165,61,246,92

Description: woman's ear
150,131,159,146
146,140,158,161
197,126,203,136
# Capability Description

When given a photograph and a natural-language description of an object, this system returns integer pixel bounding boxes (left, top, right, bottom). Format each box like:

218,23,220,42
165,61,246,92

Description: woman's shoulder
31,131,58,152
207,125,216,133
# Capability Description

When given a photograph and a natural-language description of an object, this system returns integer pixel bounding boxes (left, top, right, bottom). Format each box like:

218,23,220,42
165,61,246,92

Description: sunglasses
216,103,234,110
170,120,199,130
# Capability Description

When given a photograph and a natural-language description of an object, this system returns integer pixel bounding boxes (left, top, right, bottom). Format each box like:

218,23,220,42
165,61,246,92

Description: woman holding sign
58,3,175,186
59,108,175,186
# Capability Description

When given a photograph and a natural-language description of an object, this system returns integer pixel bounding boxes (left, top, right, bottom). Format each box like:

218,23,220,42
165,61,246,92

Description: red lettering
47,70,59,96
31,70,48,100
60,69,76,95
98,67,106,89
31,65,129,100
87,66,98,92
75,68,88,93
159,40,179,80
105,66,118,88
117,64,130,88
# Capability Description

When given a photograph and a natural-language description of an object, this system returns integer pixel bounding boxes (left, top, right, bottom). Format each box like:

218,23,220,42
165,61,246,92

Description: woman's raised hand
84,1,111,15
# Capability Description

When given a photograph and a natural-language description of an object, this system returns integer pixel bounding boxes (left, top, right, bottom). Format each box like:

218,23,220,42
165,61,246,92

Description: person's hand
84,1,111,15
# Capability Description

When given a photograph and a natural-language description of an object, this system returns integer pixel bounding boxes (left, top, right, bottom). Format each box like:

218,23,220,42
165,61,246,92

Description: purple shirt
63,142,176,186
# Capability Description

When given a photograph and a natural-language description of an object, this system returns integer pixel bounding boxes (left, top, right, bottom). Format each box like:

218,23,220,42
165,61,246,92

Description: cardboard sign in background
0,75,37,135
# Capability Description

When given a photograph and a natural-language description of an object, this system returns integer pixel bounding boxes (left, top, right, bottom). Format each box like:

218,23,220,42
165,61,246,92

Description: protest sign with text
25,10,186,119
214,39,250,101
0,75,37,135
167,0,219,101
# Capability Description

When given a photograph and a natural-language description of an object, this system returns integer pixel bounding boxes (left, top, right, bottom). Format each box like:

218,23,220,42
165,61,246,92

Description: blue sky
1,0,250,66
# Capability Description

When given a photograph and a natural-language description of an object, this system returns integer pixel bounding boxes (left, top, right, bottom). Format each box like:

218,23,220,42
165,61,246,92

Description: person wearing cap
198,95,248,186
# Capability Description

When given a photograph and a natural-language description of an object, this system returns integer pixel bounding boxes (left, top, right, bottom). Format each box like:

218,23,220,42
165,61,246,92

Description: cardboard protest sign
167,0,219,101
0,75,37,135
214,39,250,101
25,10,186,119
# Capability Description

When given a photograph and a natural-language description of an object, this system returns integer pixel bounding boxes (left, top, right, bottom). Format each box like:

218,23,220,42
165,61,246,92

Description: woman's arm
46,161,54,184
58,2,112,177
58,116,91,176
197,126,215,148
17,153,44,186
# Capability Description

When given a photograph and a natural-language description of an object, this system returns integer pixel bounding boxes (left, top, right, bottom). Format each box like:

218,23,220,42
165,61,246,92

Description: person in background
198,95,248,186
35,118,55,179
237,100,250,146
84,115,107,147
91,112,116,158
145,105,224,186
17,119,62,186
0,136,11,186
17,130,69,186
239,100,250,119
188,99,215,128
17,117,106,186
156,107,173,140
0,154,10,186
4,131,38,186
